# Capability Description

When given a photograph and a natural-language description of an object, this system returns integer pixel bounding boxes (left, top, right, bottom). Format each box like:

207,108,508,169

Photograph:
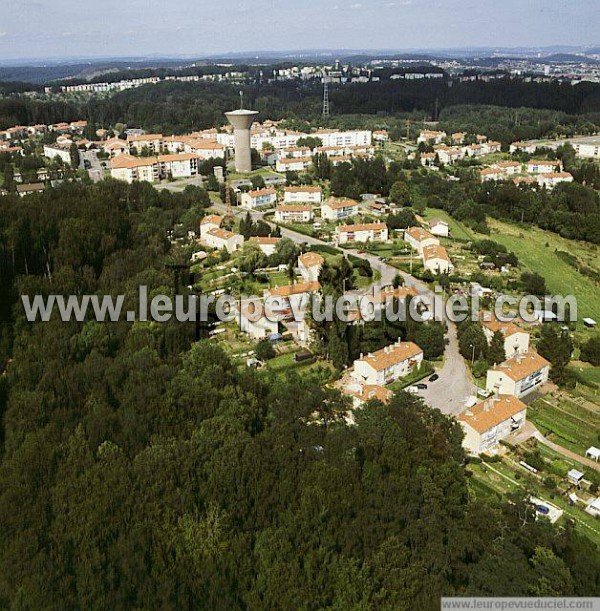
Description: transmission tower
322,81,330,118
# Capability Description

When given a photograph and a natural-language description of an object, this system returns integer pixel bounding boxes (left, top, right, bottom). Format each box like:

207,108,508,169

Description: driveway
80,150,103,183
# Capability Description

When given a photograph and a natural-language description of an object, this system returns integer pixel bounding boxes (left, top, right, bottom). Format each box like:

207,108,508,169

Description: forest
0,181,598,608
2,77,600,138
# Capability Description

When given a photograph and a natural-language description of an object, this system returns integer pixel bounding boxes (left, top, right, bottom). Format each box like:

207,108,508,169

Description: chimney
483,399,492,412
360,352,363,359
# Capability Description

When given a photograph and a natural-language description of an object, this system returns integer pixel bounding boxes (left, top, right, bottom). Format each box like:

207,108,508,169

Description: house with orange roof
335,222,388,245
199,215,223,239
275,205,314,224
127,134,163,154
321,199,359,222
110,154,159,183
458,395,527,454
486,351,551,398
201,227,244,253
422,244,454,275
157,153,202,179
283,185,322,204
298,252,324,282
103,138,129,157
404,226,439,254
249,236,280,256
352,340,423,386
240,188,277,210
480,312,530,359
527,160,559,174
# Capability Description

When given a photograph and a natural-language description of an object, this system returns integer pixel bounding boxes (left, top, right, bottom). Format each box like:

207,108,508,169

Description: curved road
210,202,475,415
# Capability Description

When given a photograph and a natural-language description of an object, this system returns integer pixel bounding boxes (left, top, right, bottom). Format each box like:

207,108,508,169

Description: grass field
420,208,475,241
488,219,600,324
527,396,600,456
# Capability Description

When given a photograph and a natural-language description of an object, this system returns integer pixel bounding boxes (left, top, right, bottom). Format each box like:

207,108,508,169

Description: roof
373,285,418,303
480,312,524,338
127,133,163,142
278,157,312,165
268,280,321,298
111,154,157,169
249,236,280,245
422,244,451,263
429,218,448,227
540,172,573,179
358,341,423,372
276,204,312,212
458,395,527,434
489,351,551,382
186,139,224,149
207,227,238,240
338,222,387,233
298,252,324,268
16,183,44,193
201,215,222,226
247,188,276,197
355,384,392,404
405,226,437,242
284,186,322,193
158,153,202,162
324,199,359,210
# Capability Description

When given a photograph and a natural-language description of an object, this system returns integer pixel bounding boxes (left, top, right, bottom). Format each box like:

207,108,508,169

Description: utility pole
405,118,411,141
322,81,330,118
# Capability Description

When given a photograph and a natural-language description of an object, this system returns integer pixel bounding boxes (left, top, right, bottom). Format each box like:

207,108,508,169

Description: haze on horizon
0,0,599,61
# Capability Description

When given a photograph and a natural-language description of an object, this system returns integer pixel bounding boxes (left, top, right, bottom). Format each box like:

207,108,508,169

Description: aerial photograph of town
0,0,599,609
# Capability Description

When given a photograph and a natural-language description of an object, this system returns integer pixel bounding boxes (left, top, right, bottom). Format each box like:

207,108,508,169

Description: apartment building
43,144,72,165
335,222,388,245
110,154,159,183
240,188,277,210
283,186,323,204
480,313,530,360
352,340,424,386
275,205,314,224
537,172,574,189
459,395,527,454
486,351,551,398
321,199,359,221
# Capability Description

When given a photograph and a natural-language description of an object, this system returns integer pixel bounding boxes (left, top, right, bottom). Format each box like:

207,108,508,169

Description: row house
321,199,359,221
486,351,551,399
240,188,277,210
334,222,388,245
283,186,322,204
352,340,424,386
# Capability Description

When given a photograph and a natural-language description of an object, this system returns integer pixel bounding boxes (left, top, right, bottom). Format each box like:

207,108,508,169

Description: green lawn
488,219,600,324
420,208,475,241
527,396,600,456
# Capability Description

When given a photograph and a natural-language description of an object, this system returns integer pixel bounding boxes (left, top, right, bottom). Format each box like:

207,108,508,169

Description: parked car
416,383,428,390
428,373,439,382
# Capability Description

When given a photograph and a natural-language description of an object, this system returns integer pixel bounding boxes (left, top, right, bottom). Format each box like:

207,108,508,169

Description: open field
488,219,600,324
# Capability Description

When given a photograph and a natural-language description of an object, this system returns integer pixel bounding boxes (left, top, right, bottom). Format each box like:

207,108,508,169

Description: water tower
225,93,258,173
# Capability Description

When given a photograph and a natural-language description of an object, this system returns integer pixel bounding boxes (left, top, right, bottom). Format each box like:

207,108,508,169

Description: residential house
275,205,314,224
320,199,359,221
480,313,530,360
199,215,223,239
16,183,45,197
298,252,324,282
458,395,527,454
335,222,388,245
509,141,537,154
283,186,323,204
417,130,446,144
352,340,424,386
103,138,129,157
428,219,449,237
422,244,454,274
486,351,551,398
240,188,277,210
249,236,280,256
537,172,573,189
404,226,440,254
202,227,244,252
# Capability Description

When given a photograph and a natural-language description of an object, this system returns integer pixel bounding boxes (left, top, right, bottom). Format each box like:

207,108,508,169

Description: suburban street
79,149,104,183
207,201,475,415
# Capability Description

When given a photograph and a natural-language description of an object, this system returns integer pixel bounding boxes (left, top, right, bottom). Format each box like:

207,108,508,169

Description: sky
0,0,598,61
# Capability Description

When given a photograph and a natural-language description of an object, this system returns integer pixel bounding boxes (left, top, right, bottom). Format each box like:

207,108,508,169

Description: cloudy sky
0,0,598,60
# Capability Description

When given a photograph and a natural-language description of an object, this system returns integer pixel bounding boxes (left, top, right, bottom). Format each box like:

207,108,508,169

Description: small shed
586,447,600,462
583,318,597,328
567,469,585,486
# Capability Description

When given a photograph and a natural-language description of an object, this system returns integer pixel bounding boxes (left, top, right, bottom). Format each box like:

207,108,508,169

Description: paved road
80,150,103,183
209,202,475,415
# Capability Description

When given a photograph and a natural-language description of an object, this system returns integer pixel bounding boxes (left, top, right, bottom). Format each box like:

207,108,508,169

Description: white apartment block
276,157,312,173
240,188,277,210
335,222,388,245
458,395,527,454
110,155,159,183
527,160,559,174
43,144,72,165
283,186,322,204
275,205,314,224
127,134,163,154
352,341,423,386
486,351,551,399
158,153,201,179
404,226,440,254
480,314,530,360
422,244,454,275
509,141,538,154
298,252,324,283
321,199,359,221
537,172,574,189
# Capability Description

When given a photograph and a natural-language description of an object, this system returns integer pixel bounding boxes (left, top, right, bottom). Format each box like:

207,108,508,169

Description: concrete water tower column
224,108,259,173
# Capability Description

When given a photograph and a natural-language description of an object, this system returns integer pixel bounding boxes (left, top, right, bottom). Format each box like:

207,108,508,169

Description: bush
255,340,276,362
